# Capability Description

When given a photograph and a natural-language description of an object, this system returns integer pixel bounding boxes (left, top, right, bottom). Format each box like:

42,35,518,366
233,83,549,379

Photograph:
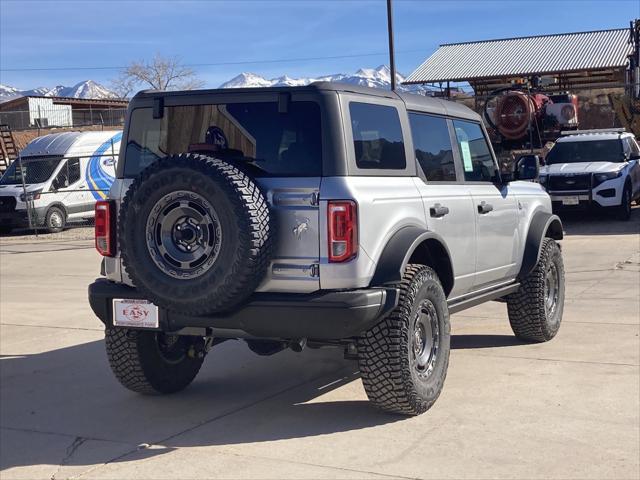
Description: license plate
113,299,159,328
562,196,580,206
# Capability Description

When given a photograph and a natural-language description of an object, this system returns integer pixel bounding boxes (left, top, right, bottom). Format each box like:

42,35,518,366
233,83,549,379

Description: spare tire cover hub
145,190,222,279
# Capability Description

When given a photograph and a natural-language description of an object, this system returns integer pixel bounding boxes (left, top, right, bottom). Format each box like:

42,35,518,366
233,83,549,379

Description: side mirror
514,155,540,181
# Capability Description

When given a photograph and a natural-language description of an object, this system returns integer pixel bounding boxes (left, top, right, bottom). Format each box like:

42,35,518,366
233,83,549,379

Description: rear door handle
477,202,493,214
429,203,450,218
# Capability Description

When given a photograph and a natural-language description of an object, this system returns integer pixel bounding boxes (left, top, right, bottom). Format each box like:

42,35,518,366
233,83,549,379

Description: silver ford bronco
89,83,565,415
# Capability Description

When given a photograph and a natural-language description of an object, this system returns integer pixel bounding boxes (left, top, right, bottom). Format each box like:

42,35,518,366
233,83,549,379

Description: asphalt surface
1,210,639,479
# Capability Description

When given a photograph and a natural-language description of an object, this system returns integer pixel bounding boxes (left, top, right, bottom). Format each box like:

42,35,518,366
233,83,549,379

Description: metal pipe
386,0,396,91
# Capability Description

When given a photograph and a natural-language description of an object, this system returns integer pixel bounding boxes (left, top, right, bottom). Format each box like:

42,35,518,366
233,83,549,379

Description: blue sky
1,0,639,89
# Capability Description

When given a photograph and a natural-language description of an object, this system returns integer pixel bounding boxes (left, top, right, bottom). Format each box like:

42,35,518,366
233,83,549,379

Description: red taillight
95,200,115,256
328,200,357,262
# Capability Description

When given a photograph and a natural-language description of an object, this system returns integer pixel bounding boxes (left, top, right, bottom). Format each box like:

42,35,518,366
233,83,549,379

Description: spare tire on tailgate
119,153,274,315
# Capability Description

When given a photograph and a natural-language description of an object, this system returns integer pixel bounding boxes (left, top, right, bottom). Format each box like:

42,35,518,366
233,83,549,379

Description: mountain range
0,66,436,103
219,65,433,93
0,80,117,102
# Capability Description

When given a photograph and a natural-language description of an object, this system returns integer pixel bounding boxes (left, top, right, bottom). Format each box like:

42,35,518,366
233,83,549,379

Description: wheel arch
370,226,454,297
518,210,563,280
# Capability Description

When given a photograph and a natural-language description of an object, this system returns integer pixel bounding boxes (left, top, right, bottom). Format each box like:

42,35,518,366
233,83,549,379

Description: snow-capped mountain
220,65,434,94
0,80,117,102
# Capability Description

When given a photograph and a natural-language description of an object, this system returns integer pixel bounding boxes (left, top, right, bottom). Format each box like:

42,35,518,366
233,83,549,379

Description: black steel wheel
145,190,223,279
119,153,274,315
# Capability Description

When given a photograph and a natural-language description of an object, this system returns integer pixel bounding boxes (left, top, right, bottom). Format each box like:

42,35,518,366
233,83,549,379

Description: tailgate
254,177,321,293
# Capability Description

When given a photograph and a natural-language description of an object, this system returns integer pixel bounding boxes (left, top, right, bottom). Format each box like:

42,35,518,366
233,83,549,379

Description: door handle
477,202,494,214
429,203,450,218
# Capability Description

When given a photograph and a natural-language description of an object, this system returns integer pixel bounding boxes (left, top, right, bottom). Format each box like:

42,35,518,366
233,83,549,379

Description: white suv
539,129,640,220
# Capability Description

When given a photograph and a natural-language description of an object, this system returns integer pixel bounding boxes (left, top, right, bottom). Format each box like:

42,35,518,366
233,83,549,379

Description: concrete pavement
1,211,638,479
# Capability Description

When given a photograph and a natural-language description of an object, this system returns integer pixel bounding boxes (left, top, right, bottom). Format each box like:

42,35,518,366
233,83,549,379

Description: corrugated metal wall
27,97,72,127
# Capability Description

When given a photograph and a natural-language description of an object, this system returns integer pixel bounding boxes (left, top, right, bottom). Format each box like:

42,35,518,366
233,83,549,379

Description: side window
349,102,406,170
452,120,498,182
409,113,456,181
52,161,69,190
628,138,640,157
67,158,81,184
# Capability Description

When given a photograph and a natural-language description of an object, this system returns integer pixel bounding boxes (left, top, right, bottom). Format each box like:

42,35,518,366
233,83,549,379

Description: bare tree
111,54,203,99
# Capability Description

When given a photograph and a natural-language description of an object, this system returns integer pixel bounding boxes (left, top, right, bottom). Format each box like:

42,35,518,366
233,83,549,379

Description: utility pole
387,0,396,91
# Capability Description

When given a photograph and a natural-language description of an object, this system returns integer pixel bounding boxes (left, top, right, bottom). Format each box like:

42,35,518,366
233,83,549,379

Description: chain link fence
0,148,117,239
0,107,127,132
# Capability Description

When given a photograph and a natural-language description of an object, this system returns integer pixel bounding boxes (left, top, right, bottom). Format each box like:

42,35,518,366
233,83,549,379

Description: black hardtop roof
133,82,480,121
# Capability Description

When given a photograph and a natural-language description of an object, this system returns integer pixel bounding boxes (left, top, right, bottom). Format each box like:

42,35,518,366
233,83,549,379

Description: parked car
539,129,640,220
89,83,565,416
0,130,121,234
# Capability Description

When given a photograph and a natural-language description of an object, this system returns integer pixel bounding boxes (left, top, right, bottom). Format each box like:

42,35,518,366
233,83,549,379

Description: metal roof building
404,28,634,93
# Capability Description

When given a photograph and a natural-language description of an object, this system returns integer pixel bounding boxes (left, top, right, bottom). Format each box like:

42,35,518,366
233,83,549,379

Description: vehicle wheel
616,183,632,221
105,327,206,394
45,206,65,233
0,226,13,235
119,153,274,315
506,238,565,342
357,265,450,416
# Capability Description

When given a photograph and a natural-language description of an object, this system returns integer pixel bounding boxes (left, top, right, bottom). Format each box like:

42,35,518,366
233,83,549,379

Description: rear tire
357,265,450,416
105,327,205,394
45,206,65,233
506,238,565,342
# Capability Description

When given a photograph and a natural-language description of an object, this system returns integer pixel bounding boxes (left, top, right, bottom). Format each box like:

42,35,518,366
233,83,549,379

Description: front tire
45,206,65,233
358,265,451,416
616,183,632,221
506,238,565,342
105,328,205,394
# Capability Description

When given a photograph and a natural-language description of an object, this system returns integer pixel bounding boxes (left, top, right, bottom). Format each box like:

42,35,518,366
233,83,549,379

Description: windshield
0,157,62,185
546,139,623,165
123,101,322,177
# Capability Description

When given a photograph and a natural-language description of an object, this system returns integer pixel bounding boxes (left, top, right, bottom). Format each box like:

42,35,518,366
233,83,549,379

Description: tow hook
289,338,307,353
344,343,358,360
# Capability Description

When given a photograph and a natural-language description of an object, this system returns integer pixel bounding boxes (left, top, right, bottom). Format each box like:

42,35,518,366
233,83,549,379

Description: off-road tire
616,183,632,221
506,238,565,342
119,153,274,315
105,327,205,394
357,265,450,416
45,206,65,233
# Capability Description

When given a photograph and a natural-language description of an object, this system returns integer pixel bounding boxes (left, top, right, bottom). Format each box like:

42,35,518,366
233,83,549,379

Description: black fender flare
518,210,563,279
370,226,454,295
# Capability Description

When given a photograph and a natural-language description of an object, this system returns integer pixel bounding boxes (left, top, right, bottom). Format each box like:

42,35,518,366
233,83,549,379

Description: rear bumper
88,279,399,340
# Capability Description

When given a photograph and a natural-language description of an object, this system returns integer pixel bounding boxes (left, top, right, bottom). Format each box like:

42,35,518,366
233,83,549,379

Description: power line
0,49,427,73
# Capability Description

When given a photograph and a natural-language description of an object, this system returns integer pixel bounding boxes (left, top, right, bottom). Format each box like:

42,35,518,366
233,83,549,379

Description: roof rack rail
561,128,626,135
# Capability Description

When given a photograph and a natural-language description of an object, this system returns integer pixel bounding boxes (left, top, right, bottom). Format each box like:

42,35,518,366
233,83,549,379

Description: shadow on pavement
559,205,639,236
0,328,532,472
451,334,524,349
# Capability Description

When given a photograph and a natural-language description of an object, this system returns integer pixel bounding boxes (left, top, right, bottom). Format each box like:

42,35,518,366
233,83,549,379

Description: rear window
123,101,322,177
349,102,406,170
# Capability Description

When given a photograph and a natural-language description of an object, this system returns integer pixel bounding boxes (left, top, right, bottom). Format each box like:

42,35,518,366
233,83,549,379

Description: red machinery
484,89,578,145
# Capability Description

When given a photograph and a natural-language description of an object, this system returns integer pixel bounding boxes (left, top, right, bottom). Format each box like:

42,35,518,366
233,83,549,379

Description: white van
0,130,122,233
